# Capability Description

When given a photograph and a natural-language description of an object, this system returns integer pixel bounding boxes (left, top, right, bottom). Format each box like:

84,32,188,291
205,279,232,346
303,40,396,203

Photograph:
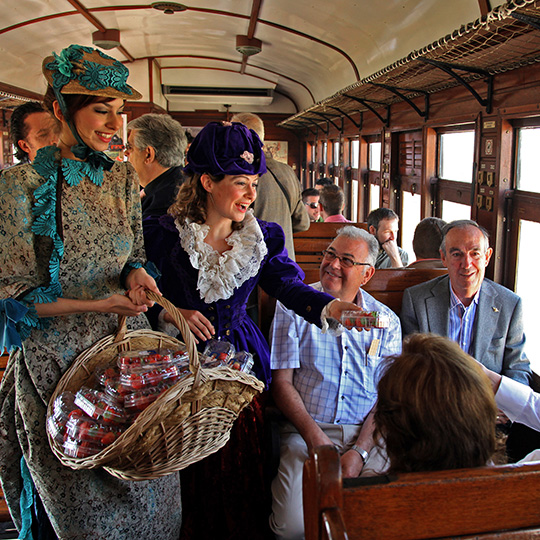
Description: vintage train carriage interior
2,0,540,538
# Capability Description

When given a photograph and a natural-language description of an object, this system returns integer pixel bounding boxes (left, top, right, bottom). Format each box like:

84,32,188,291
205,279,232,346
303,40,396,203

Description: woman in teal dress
0,45,182,539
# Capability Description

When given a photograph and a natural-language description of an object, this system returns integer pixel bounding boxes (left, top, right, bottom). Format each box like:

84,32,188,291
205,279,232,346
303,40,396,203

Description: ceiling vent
151,2,187,14
236,35,262,56
162,85,274,106
92,29,121,50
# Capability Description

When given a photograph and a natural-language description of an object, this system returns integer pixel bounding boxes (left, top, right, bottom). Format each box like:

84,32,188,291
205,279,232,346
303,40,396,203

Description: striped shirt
448,284,480,355
270,283,402,424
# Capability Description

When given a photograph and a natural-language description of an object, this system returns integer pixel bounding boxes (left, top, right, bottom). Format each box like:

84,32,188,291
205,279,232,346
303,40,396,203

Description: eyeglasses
322,249,372,269
124,143,133,152
304,202,319,209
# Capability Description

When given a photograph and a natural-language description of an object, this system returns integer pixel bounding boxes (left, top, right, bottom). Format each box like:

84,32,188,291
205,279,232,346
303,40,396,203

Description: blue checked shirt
448,284,479,355
270,283,402,424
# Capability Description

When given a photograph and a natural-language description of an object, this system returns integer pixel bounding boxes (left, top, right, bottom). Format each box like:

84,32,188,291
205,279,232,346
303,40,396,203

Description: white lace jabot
175,211,268,303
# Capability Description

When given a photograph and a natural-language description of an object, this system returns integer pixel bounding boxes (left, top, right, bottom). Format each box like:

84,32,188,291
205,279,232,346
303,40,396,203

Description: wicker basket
46,291,265,481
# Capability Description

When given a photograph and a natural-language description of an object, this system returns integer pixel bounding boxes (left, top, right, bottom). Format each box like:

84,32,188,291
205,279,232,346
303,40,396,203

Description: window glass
368,142,381,172
370,184,380,212
351,179,358,222
516,219,540,373
516,127,540,193
401,191,421,262
334,141,340,165
351,140,359,169
439,131,475,182
323,141,327,164
441,200,470,222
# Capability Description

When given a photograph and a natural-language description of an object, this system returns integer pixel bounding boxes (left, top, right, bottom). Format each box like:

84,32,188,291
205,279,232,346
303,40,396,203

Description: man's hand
305,429,334,452
341,449,365,478
381,239,403,268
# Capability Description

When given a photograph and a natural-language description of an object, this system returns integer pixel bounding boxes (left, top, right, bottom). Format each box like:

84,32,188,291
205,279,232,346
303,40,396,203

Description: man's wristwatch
351,445,369,464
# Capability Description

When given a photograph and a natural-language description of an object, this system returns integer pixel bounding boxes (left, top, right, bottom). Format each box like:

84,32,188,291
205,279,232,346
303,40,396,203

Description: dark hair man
315,177,333,188
319,184,350,223
302,187,321,222
407,217,447,269
367,208,409,268
10,101,58,163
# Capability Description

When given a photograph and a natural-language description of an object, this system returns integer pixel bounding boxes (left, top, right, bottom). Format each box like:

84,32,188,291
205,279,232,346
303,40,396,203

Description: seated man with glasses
269,225,402,540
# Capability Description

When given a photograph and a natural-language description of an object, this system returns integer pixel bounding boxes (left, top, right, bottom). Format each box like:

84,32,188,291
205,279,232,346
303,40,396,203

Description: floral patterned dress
0,146,182,540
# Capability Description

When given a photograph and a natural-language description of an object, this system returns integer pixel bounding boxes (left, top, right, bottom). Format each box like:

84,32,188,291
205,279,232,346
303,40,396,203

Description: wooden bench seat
303,445,540,540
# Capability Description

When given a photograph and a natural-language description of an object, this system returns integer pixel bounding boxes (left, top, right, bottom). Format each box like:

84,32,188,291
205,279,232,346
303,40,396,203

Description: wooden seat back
299,267,447,312
293,222,369,268
303,445,540,540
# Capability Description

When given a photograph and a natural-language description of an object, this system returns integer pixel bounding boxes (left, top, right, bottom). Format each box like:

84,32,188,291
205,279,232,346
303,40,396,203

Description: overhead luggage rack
279,0,540,130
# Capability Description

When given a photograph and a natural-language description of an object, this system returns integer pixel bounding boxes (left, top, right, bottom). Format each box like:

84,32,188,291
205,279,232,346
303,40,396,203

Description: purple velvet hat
185,121,266,177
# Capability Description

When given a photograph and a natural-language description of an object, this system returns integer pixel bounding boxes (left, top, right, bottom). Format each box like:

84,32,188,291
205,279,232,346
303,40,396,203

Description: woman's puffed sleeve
0,166,52,343
257,220,333,326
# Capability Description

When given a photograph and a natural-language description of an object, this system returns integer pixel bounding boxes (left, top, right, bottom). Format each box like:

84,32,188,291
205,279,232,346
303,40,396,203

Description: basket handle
144,291,201,385
113,292,201,385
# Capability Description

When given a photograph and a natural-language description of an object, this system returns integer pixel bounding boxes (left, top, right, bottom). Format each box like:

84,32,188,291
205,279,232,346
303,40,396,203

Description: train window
351,180,359,222
441,200,471,222
368,142,381,172
398,131,423,259
438,131,475,182
323,141,328,164
401,191,421,262
515,219,540,371
333,141,340,182
351,140,359,169
516,127,540,193
370,185,380,212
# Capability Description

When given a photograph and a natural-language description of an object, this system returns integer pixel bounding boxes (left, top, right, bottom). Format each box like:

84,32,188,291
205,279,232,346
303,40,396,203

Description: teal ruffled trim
16,146,105,340
121,261,162,288
19,457,34,540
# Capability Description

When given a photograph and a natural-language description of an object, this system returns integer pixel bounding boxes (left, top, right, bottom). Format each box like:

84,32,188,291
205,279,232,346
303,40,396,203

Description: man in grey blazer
400,220,531,385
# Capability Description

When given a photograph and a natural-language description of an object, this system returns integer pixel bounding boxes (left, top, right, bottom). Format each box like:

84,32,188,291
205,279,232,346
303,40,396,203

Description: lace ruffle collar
175,211,268,303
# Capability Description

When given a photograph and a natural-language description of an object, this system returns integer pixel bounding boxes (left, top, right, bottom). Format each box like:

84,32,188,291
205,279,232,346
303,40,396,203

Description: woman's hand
102,294,152,316
326,300,371,332
125,268,160,308
164,309,215,343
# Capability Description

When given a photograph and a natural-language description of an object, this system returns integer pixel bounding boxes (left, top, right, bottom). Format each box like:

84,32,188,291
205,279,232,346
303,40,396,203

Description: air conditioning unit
162,85,274,106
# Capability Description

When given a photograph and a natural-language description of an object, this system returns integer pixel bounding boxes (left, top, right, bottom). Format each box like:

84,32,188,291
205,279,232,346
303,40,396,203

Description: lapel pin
492,307,499,312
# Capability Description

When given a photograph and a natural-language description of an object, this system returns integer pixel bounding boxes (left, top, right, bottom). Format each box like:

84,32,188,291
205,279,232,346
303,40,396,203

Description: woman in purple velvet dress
143,121,359,539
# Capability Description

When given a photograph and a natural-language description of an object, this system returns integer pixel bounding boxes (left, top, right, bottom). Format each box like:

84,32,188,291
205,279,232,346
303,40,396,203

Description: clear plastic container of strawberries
48,347,191,458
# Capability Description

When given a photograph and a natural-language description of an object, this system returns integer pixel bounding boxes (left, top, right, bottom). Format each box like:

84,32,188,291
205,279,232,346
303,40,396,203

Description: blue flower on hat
47,45,86,90
55,49,74,78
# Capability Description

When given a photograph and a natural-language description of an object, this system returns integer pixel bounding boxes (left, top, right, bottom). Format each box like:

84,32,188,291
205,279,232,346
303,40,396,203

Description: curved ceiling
0,0,508,115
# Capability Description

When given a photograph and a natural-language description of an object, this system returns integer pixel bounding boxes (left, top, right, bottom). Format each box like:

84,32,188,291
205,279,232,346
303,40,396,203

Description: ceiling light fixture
92,29,121,50
151,2,188,14
236,35,262,56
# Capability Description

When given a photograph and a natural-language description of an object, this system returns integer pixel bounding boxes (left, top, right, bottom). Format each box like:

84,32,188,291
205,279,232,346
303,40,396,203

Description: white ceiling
0,0,509,114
